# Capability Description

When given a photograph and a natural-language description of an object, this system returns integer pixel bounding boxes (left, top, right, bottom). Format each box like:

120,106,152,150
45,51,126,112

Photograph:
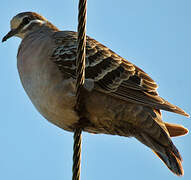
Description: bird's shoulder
49,30,189,116
51,30,158,92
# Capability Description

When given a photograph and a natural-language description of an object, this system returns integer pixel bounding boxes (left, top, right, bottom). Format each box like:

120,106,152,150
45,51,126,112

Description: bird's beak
2,28,18,42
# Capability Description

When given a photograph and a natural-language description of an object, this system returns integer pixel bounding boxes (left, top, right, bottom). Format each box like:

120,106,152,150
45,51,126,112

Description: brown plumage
165,123,188,137
2,12,189,176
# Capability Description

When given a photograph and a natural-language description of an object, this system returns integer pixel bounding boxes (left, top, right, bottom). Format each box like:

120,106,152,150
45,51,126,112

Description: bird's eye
22,17,31,25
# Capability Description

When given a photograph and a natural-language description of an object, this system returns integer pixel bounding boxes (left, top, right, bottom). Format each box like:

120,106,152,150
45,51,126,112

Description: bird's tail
136,131,184,176
153,122,188,175
165,122,188,137
153,148,183,176
135,120,188,176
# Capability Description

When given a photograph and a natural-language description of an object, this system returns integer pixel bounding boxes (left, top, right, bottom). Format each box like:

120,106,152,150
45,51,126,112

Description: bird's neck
19,22,60,39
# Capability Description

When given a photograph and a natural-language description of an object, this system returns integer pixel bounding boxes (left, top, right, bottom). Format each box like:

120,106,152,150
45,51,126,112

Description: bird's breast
17,34,79,131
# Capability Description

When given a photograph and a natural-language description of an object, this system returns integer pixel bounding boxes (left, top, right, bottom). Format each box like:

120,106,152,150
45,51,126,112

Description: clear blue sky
0,0,190,180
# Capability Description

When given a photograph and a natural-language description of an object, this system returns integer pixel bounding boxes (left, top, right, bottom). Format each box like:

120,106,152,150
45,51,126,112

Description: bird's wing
51,31,189,117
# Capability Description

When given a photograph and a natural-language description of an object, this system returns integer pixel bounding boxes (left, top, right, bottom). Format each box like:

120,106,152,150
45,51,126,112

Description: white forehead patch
23,19,46,30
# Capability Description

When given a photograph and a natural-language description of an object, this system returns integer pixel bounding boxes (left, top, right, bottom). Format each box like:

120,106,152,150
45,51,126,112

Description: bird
2,11,189,176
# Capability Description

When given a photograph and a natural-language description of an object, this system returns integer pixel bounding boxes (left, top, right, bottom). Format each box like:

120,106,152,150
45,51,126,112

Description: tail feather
132,105,188,176
165,122,189,137
136,131,183,176
153,150,183,176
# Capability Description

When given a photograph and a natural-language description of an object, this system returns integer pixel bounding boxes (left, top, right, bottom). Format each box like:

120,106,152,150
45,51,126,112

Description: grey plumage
2,12,189,176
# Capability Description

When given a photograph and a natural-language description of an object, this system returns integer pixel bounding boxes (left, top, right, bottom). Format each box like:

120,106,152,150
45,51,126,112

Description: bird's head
2,12,58,42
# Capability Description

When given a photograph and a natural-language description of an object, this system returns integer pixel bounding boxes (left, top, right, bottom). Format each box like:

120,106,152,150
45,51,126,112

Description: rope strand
72,129,82,180
73,0,87,180
76,0,87,110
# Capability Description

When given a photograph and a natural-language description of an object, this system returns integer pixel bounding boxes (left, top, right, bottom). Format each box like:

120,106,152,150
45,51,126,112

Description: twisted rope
72,129,82,180
76,0,87,110
73,0,87,180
